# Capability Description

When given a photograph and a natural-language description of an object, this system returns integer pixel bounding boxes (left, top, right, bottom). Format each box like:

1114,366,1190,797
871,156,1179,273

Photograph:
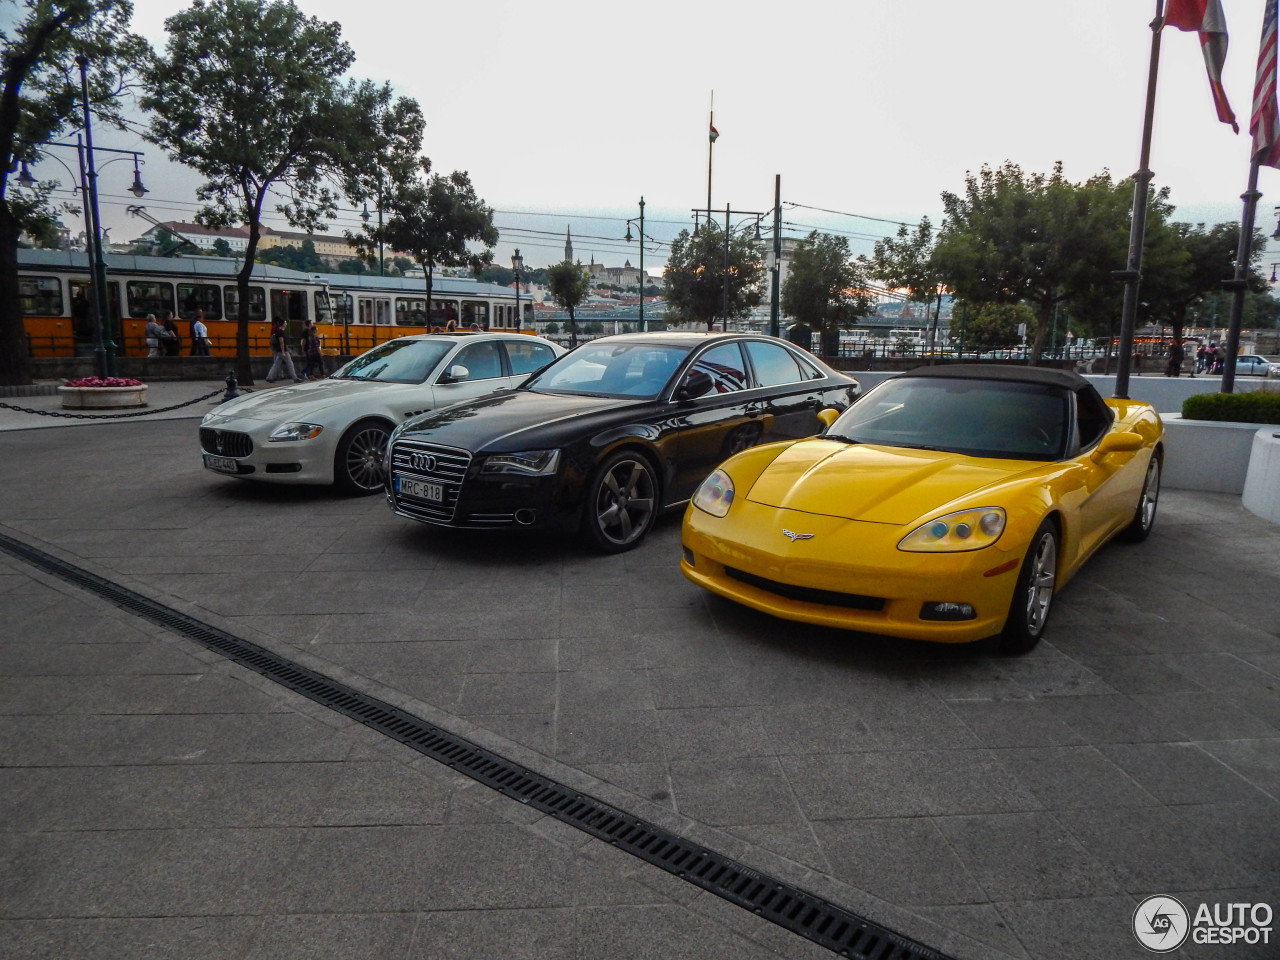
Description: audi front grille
388,441,471,523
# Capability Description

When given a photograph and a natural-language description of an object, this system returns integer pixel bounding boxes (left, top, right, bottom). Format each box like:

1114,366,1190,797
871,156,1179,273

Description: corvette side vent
0,531,952,960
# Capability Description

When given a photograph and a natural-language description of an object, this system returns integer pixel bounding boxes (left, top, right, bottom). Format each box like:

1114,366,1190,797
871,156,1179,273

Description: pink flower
64,377,145,388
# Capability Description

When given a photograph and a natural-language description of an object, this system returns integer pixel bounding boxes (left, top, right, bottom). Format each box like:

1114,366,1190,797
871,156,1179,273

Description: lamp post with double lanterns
511,248,523,330
691,205,765,331
623,197,646,331
17,136,147,378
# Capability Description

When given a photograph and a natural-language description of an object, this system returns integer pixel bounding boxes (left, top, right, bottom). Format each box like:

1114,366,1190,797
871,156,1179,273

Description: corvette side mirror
1093,431,1143,457
817,408,840,429
676,370,713,401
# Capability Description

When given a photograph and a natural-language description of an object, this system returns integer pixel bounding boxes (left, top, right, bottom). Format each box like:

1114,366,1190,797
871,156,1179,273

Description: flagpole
1114,0,1166,400
1221,160,1260,394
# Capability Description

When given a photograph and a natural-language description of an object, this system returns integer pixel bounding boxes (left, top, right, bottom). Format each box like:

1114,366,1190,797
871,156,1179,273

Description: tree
1140,221,1268,345
869,217,945,352
143,0,416,384
355,166,497,324
257,238,324,273
545,260,589,347
1,0,150,385
933,161,1133,364
955,301,1033,352
781,230,874,357
543,321,559,335
336,258,366,275
663,221,763,330
210,236,232,257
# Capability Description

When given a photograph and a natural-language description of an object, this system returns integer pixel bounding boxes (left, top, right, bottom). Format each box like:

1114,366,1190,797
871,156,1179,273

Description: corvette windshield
333,339,453,383
831,377,1070,461
525,343,689,399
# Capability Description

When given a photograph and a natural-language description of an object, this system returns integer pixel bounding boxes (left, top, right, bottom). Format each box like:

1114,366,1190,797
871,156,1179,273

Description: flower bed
59,377,148,409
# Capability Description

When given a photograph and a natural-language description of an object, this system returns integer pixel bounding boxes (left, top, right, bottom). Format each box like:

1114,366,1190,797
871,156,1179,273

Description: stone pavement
0,401,1277,960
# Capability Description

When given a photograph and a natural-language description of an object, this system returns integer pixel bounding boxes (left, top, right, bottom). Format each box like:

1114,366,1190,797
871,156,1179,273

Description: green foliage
954,301,1034,351
869,217,939,303
546,260,589,344
336,258,366,275
781,230,874,356
1182,390,1280,424
933,161,1132,361
257,239,324,272
583,321,604,334
543,321,559,334
211,237,232,257
1,0,152,384
663,222,763,330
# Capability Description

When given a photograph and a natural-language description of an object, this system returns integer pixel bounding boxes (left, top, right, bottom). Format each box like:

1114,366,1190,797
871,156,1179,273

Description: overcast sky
73,0,1280,273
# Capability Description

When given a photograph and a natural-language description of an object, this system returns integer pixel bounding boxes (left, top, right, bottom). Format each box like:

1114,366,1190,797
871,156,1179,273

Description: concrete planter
58,384,148,409
1243,428,1280,523
1159,414,1262,494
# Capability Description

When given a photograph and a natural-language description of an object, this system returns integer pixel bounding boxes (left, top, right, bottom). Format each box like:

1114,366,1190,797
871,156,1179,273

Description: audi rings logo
1133,895,1190,952
409,452,438,472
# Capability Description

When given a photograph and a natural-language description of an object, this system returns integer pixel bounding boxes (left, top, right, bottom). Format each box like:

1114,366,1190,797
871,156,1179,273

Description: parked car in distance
1233,354,1280,377
385,332,860,551
681,365,1164,653
199,333,564,494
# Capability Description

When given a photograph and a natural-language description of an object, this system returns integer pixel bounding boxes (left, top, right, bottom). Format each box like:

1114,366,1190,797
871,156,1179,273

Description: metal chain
0,389,225,420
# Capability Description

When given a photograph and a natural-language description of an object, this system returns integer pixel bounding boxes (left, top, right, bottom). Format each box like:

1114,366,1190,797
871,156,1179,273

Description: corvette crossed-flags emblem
781,529,814,542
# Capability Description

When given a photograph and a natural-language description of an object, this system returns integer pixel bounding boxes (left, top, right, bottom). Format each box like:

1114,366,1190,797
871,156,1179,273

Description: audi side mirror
676,370,713,401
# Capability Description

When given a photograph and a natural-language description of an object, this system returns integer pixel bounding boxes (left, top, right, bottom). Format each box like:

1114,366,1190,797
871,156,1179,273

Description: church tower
565,227,573,262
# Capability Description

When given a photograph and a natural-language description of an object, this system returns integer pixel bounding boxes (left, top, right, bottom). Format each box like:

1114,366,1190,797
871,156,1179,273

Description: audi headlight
268,422,324,442
899,507,1005,552
481,449,561,476
692,468,735,517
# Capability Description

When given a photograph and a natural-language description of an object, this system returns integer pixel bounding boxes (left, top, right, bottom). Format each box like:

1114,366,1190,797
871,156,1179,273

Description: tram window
126,281,175,319
430,299,459,328
461,300,489,330
396,298,427,325
224,285,266,321
18,275,64,316
315,292,335,323
176,283,222,320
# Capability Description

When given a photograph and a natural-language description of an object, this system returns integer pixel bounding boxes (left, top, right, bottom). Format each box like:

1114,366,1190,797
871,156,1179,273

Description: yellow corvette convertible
680,365,1163,652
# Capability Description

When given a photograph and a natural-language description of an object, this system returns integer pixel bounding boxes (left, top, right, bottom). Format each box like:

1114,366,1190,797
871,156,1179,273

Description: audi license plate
203,453,239,474
395,474,443,502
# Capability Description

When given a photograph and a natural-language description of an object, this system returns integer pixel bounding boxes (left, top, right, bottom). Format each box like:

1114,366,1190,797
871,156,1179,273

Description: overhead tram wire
783,201,921,228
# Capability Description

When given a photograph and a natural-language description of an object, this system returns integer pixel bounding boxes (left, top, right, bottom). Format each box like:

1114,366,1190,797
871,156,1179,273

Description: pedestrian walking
1164,340,1184,377
265,319,302,383
144,314,163,357
1214,342,1227,374
189,309,211,356
301,321,324,379
161,311,181,357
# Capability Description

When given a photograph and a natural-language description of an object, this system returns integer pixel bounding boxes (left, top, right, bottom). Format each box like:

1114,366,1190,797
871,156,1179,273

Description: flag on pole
709,123,719,143
1165,0,1239,133
1252,0,1280,167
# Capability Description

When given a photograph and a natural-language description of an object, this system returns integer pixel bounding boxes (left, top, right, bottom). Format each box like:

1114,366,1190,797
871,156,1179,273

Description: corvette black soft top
901,363,1090,391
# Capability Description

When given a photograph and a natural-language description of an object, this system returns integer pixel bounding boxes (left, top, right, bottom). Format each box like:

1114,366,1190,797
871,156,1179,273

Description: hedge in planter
1182,391,1280,425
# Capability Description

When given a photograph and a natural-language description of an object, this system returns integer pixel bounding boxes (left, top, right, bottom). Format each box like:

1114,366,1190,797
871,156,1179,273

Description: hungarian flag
1165,0,1239,132
709,123,719,143
1252,0,1280,167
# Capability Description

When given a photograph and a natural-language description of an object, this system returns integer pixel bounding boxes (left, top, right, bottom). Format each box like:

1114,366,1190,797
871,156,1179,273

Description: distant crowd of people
1132,340,1231,377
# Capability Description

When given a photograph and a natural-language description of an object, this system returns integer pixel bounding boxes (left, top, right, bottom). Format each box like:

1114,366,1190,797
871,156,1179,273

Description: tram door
270,289,310,341
358,297,392,343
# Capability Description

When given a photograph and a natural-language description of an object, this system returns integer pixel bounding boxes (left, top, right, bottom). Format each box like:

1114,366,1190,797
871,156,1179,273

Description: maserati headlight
692,468,735,517
481,449,561,476
899,507,1005,552
268,422,324,442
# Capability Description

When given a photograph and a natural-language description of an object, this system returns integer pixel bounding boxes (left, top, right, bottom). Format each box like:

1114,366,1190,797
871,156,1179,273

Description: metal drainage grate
0,531,954,960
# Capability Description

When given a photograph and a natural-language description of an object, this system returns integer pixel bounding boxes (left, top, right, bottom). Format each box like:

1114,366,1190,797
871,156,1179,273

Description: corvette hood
204,379,414,425
745,440,1042,525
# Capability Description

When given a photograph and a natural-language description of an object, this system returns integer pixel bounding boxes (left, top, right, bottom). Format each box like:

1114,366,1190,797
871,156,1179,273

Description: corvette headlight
268,422,324,442
692,468,735,517
899,507,1005,552
481,449,560,476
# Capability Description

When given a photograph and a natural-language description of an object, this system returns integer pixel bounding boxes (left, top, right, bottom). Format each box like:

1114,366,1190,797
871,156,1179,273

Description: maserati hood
204,378,413,424
745,440,1041,525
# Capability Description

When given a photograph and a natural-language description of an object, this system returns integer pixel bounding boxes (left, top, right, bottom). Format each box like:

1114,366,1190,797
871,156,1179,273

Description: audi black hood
393,388,660,453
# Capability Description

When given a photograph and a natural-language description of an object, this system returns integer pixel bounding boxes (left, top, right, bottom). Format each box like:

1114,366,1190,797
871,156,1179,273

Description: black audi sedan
384,332,860,552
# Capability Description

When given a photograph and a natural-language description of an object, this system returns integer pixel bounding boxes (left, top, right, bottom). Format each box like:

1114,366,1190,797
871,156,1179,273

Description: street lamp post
692,205,765,330
511,248,523,330
624,197,646,331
